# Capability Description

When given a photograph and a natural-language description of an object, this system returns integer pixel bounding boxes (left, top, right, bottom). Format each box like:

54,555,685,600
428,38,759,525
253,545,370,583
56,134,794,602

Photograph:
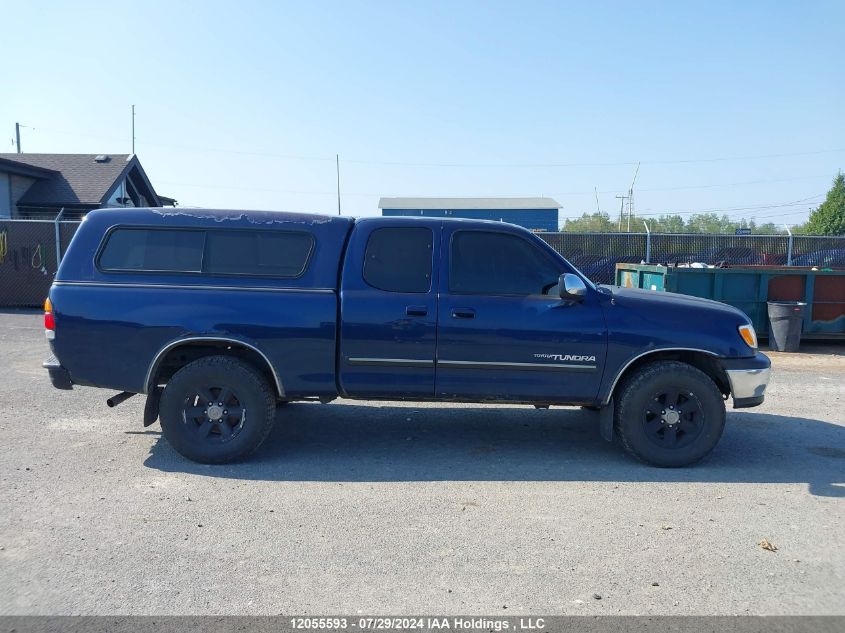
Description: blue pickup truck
43,208,770,466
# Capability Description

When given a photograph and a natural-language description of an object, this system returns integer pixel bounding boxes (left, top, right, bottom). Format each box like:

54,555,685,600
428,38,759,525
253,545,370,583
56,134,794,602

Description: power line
27,126,334,162
747,206,827,220
22,123,845,168
750,211,815,220
155,175,832,199
341,148,845,168
635,194,824,217
159,177,823,221
632,174,829,194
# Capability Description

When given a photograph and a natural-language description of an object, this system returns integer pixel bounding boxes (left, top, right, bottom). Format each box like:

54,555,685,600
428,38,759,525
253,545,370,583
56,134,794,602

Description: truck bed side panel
50,284,337,397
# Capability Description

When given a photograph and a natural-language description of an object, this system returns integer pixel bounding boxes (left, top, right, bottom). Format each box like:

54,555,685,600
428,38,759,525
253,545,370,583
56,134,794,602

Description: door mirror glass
559,273,587,300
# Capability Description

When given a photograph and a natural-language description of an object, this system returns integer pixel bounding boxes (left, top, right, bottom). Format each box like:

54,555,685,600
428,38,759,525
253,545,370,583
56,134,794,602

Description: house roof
0,153,150,206
0,156,58,179
378,196,561,210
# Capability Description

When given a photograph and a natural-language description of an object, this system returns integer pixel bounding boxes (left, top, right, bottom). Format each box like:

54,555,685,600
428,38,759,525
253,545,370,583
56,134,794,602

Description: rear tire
159,356,276,464
615,360,725,467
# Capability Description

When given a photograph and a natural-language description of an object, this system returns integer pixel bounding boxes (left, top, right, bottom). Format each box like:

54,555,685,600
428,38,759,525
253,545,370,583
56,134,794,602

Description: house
379,197,562,232
0,153,175,219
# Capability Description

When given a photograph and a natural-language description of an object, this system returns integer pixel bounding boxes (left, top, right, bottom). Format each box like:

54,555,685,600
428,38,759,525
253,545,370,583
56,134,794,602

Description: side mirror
559,273,587,300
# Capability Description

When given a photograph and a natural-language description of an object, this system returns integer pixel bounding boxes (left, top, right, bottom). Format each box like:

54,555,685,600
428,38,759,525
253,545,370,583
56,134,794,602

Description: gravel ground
0,309,843,615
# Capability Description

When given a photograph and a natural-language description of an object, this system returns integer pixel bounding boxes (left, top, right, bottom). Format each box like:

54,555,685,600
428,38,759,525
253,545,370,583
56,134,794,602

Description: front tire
615,361,726,467
159,356,276,464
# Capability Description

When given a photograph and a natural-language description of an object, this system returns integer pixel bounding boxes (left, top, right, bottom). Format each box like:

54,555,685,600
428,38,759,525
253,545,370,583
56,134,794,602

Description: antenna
131,105,136,155
336,154,341,216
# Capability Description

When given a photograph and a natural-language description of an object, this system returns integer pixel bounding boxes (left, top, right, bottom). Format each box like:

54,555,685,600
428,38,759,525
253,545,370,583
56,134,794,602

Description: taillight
44,298,55,334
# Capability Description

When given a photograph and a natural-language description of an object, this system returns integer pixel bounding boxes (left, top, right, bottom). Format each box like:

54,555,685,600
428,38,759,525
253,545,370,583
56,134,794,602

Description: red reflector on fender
44,311,55,330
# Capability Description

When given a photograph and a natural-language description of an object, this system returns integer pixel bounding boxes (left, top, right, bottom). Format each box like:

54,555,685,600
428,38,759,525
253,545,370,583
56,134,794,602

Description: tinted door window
450,231,561,295
204,230,313,277
99,229,205,272
363,227,433,293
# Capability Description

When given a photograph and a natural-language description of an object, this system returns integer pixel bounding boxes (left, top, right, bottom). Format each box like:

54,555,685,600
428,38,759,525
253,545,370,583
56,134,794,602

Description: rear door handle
451,308,476,319
406,305,428,317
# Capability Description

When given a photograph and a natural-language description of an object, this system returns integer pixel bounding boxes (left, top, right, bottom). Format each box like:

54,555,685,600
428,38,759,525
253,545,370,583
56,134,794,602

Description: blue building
379,197,561,232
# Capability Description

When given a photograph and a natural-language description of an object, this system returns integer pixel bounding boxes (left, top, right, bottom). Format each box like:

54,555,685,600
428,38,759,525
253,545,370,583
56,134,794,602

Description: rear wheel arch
146,337,285,399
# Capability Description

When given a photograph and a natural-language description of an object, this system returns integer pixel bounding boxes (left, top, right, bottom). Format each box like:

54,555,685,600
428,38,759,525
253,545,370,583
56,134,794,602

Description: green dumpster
614,264,845,339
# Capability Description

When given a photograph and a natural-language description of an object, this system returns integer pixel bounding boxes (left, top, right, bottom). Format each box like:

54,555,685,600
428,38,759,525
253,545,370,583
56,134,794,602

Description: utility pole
615,194,628,231
131,105,136,155
15,122,21,153
627,162,640,233
336,154,341,216
594,187,600,213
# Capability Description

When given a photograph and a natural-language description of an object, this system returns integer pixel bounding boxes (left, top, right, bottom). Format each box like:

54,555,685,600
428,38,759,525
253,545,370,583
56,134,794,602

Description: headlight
738,324,757,349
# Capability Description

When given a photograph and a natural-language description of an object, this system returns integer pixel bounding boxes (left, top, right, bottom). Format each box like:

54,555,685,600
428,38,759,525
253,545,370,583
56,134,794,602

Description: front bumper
43,355,73,390
721,353,771,408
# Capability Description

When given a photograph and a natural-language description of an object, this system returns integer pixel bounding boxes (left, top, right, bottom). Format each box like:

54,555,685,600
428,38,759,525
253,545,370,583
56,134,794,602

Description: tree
651,214,686,233
684,213,737,234
561,211,787,234
755,222,782,234
563,212,617,232
805,172,845,235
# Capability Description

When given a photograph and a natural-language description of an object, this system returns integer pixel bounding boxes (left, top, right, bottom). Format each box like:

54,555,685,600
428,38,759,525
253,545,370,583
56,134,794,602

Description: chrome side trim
347,357,434,368
601,347,720,405
52,281,334,294
725,367,771,400
144,336,284,397
346,358,596,371
439,360,596,371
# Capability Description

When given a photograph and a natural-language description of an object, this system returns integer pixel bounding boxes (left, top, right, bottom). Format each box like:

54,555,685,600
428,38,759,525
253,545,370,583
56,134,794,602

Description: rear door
338,221,441,398
435,226,607,403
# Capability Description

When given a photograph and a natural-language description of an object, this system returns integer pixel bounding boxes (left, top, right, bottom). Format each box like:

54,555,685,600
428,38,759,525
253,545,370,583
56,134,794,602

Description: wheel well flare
147,339,283,398
608,350,730,403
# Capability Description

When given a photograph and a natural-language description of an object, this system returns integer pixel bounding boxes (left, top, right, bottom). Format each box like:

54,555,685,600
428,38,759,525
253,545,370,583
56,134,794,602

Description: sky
1,0,843,227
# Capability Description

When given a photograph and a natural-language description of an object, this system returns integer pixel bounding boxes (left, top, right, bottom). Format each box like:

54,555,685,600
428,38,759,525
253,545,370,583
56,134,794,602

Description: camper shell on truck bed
44,208,770,467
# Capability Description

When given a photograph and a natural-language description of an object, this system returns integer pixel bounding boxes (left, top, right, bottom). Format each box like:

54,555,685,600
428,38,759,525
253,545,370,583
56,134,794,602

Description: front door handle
406,305,428,317
451,308,476,319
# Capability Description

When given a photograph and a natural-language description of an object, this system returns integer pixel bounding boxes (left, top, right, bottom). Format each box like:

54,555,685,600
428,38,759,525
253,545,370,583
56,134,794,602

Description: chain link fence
0,220,81,307
1,219,844,306
540,233,845,284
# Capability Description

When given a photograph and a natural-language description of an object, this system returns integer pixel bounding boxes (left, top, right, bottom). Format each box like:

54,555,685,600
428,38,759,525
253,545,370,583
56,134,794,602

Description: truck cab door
338,221,441,398
435,227,607,403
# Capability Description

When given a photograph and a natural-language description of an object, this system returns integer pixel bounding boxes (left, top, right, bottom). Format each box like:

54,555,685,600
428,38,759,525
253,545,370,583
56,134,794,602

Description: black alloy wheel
641,388,706,449
182,386,246,444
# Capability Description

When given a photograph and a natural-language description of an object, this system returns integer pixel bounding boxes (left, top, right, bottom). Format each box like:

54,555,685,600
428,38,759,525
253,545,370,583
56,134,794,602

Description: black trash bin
767,301,806,352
